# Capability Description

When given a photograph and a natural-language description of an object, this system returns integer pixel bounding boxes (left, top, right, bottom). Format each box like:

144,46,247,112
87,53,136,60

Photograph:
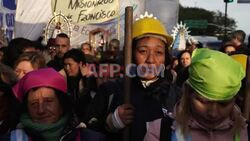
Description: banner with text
0,0,16,41
13,0,178,49
52,0,119,24
69,0,178,48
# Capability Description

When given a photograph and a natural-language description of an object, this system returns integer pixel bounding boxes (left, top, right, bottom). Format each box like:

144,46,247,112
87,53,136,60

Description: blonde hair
175,83,245,137
14,52,46,70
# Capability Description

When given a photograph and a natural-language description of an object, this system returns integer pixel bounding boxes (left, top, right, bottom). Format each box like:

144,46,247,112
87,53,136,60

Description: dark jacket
85,76,181,141
235,44,250,55
47,56,64,71
0,81,20,135
67,74,97,122
0,114,106,141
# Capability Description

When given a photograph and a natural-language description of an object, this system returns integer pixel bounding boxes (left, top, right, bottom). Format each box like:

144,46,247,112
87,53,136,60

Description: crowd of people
0,12,250,141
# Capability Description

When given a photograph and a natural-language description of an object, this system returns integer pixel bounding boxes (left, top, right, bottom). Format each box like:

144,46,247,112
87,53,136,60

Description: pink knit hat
12,68,67,102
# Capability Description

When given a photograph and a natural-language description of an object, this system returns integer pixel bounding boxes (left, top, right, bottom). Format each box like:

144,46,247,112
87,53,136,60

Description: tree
179,5,237,36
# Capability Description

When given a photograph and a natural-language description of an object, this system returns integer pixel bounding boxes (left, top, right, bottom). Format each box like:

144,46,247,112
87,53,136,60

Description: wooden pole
243,56,250,120
123,6,133,141
123,6,133,104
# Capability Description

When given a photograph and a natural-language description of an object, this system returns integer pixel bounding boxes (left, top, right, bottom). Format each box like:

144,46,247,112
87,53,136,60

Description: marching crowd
0,13,250,141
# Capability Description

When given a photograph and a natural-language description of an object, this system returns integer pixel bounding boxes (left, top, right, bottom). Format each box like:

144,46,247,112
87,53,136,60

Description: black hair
56,33,69,39
63,48,86,64
231,30,246,43
177,50,192,64
0,63,20,133
219,41,237,53
109,39,120,50
0,47,7,54
3,38,36,68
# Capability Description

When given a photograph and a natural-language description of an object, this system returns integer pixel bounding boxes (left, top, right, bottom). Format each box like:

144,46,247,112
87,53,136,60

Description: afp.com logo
2,0,16,10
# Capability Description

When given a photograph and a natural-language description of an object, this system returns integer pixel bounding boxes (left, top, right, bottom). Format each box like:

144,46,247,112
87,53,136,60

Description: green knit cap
187,48,245,101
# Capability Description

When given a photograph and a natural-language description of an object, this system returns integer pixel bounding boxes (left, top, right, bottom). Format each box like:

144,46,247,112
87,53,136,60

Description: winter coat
47,56,64,71
144,107,248,141
0,115,106,141
85,77,181,141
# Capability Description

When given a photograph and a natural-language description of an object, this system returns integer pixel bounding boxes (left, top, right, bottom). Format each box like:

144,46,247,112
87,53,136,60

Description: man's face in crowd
55,37,70,58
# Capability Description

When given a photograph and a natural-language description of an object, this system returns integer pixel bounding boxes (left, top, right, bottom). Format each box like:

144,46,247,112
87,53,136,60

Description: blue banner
2,0,16,10
0,0,16,41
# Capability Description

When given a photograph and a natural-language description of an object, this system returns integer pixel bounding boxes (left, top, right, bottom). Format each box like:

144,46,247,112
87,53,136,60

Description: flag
14,0,52,40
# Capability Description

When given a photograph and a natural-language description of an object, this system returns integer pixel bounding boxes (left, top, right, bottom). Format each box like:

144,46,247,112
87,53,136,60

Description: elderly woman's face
27,87,63,124
190,92,235,129
135,37,166,80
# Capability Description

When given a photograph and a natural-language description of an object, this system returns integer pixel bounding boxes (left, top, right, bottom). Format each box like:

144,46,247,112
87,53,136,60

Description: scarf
20,114,69,141
141,78,159,88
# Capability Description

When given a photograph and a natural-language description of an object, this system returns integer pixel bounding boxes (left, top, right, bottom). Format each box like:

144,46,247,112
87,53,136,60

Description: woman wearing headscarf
144,48,248,141
4,68,105,141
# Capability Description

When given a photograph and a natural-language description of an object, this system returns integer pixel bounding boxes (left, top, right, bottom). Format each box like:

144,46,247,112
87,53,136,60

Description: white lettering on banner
5,29,13,41
53,0,118,24
0,12,15,41
0,0,16,41
5,13,15,27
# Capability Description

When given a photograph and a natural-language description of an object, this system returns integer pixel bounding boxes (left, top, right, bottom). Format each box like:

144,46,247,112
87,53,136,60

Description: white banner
52,0,119,24
0,0,16,41
70,0,178,48
13,0,178,48
14,0,53,41
69,0,145,48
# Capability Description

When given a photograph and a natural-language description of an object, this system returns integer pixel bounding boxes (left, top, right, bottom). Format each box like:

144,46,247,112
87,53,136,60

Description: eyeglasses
49,46,57,51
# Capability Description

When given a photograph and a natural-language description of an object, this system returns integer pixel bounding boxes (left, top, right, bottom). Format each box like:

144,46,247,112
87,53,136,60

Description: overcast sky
179,0,250,35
